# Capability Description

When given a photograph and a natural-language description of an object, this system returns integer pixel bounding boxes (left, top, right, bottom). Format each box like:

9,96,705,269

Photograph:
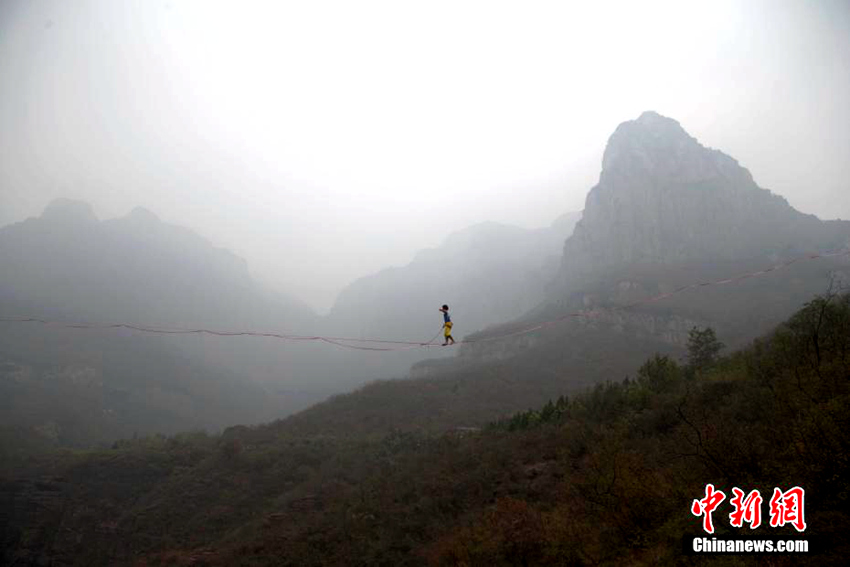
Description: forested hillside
2,294,848,565
4,1,849,564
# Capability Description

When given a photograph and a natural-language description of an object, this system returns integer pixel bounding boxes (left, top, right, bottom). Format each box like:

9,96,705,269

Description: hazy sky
2,0,849,311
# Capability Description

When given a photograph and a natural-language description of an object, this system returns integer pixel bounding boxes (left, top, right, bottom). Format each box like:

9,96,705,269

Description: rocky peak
603,112,688,168
40,198,98,224
558,112,839,286
124,206,161,225
601,111,744,185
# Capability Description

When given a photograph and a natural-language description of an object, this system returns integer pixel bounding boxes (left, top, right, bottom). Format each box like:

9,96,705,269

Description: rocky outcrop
560,111,850,285
454,112,850,365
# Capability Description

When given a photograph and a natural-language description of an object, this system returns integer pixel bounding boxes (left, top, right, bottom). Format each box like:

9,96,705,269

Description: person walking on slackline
439,304,455,346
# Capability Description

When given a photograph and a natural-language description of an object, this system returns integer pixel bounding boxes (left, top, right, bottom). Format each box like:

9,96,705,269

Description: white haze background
1,0,848,311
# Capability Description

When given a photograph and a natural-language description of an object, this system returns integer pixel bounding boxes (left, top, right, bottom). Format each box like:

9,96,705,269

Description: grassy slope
2,294,849,566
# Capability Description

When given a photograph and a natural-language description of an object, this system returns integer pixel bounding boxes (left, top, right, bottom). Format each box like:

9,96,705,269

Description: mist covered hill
3,111,850,453
0,198,315,328
315,212,581,382
0,199,581,448
3,111,850,565
455,111,850,361
335,111,850,428
0,200,319,447
306,110,850,434
329,212,580,340
560,111,850,285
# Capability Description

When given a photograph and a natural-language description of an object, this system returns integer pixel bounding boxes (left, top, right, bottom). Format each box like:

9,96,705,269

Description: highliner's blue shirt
443,311,451,323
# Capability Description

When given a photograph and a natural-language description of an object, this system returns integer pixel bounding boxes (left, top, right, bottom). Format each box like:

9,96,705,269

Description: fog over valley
2,2,850,565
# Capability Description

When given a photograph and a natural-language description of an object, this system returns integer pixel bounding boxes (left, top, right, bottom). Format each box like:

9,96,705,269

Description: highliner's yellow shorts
444,322,453,337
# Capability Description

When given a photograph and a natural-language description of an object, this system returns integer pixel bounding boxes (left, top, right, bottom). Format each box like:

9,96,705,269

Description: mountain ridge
418,111,850,379
0,199,584,446
561,111,850,286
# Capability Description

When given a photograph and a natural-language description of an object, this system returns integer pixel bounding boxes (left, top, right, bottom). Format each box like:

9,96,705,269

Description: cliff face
453,112,850,367
561,111,850,284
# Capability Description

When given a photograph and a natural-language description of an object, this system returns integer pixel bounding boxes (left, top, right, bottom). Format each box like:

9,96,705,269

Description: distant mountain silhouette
256,111,850,444
0,200,582,445
4,114,850,567
6,110,848,448
5,114,849,567
0,199,314,328
399,111,850,418
328,213,580,341
0,200,319,446
314,213,581,382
